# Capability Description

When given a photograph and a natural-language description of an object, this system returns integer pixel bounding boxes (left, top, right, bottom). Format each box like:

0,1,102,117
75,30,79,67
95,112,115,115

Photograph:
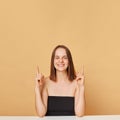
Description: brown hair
49,45,76,81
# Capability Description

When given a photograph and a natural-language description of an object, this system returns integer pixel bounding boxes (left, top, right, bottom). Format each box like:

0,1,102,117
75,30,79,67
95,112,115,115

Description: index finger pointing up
80,65,84,75
37,65,40,74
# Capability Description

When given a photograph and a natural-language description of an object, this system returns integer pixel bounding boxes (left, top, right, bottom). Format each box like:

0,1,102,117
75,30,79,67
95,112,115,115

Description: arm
35,84,48,117
75,84,85,117
74,66,85,117
34,67,48,117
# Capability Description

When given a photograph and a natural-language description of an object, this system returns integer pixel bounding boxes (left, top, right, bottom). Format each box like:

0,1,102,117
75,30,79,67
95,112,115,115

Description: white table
0,115,120,120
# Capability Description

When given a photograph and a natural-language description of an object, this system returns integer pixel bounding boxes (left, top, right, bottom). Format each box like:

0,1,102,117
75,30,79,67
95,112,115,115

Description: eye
55,56,59,59
63,56,68,59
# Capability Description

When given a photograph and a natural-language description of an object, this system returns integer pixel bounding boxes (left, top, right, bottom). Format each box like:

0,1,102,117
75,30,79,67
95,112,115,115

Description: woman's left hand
76,66,85,87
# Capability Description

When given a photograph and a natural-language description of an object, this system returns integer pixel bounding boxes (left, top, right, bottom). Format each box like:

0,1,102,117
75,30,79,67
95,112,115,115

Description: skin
35,48,85,117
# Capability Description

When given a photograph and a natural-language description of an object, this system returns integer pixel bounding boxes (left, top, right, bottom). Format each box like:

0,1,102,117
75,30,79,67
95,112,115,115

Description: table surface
0,115,120,120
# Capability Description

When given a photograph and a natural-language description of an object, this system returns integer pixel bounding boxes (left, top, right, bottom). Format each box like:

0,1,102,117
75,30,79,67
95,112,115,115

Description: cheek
65,60,69,65
54,59,57,64
54,59,58,67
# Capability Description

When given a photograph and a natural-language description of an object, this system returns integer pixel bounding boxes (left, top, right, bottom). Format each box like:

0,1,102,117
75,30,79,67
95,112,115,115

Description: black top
46,96,75,116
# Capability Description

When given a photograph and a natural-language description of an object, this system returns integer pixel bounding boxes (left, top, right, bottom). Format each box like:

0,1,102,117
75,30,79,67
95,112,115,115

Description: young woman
35,45,85,117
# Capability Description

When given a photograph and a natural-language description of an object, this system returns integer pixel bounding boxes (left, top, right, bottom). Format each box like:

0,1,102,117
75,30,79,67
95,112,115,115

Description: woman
35,45,85,117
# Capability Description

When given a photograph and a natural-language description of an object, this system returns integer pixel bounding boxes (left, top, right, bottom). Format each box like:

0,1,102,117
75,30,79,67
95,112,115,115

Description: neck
56,71,68,82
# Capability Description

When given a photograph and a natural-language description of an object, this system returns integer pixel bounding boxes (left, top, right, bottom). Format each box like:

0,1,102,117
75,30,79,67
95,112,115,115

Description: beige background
0,0,120,116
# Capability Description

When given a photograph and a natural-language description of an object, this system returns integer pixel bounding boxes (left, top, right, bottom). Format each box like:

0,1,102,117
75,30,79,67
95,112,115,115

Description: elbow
75,113,84,117
75,110,85,117
75,105,85,117
36,106,47,117
37,112,46,118
36,109,46,117
38,114,45,118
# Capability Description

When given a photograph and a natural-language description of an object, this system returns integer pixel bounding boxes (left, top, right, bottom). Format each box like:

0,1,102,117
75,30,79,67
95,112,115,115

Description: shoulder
44,76,49,84
43,76,55,92
71,79,79,90
72,79,77,86
44,76,53,86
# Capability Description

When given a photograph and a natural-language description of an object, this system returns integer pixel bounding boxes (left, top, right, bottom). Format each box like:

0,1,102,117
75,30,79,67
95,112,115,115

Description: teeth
58,64,64,66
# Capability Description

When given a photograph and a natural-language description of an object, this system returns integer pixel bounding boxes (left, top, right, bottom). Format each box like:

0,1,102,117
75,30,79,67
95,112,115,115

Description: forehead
55,48,67,56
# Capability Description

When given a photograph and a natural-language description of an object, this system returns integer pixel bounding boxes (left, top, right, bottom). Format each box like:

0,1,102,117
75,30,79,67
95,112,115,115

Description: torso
45,77,77,97
44,77,77,116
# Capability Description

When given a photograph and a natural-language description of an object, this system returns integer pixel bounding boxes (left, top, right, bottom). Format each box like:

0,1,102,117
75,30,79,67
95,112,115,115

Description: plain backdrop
0,0,120,115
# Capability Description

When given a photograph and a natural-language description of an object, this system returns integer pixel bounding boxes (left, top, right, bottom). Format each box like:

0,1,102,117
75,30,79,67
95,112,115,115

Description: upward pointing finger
37,65,40,75
80,65,84,75
36,66,41,82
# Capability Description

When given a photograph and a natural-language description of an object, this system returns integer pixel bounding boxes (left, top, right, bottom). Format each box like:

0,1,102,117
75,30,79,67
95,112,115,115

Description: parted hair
49,45,76,82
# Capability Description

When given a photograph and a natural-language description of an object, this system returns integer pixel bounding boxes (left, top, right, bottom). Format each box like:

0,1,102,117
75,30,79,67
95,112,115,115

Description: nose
59,58,63,62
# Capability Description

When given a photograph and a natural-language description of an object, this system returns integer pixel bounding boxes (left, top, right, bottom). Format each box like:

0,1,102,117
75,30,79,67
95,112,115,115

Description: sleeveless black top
46,96,75,116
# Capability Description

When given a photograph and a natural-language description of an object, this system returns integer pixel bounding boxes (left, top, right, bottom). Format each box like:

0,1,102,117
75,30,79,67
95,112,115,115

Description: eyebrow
55,55,67,57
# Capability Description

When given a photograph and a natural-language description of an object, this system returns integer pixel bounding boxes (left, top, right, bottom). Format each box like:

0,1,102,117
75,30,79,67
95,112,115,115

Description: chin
55,67,67,72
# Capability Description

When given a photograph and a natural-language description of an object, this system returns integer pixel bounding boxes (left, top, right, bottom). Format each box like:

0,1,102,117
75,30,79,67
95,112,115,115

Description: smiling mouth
57,64,65,67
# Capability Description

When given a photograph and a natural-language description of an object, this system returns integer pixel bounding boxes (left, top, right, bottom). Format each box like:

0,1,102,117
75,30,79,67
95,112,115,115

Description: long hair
49,45,76,82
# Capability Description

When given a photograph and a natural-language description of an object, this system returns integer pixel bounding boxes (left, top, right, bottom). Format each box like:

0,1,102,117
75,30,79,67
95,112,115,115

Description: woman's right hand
35,66,44,88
